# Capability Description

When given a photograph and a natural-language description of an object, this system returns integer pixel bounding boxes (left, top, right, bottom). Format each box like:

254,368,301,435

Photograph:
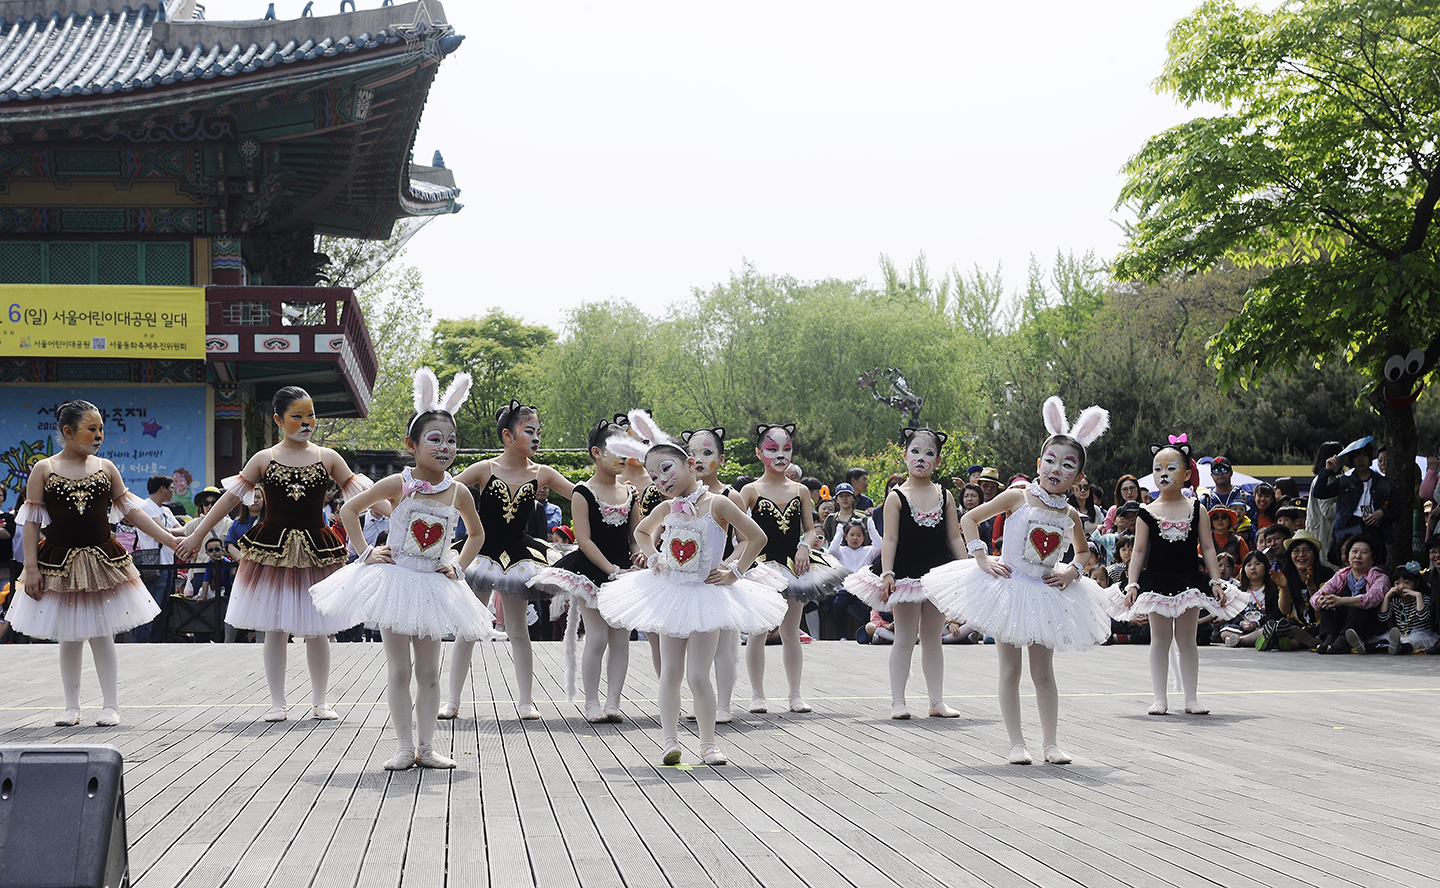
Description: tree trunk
1374,390,1419,567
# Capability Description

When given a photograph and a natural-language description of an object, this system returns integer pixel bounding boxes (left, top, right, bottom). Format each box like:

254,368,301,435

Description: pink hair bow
1169,434,1188,444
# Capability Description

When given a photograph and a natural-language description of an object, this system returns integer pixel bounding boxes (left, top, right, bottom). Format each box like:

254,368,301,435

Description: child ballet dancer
526,420,644,722
618,409,669,678
1121,437,1244,715
684,426,748,723
178,387,370,721
843,428,967,719
743,423,850,714
310,370,500,769
926,398,1115,764
443,399,574,720
597,416,787,766
10,401,175,726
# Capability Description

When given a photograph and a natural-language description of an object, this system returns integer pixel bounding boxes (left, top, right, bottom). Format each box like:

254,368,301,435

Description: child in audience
1380,562,1436,654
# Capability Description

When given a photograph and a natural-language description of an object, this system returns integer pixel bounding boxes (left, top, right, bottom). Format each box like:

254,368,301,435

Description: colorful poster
0,285,206,358
0,386,207,516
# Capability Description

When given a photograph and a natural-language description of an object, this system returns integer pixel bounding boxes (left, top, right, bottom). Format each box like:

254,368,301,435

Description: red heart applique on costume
411,519,443,551
670,538,698,565
1029,527,1061,559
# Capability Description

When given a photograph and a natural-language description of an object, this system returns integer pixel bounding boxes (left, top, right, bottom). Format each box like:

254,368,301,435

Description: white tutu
844,569,929,610
225,560,354,637
597,570,789,638
7,574,160,642
465,556,550,600
1118,587,1247,621
310,560,502,641
924,560,1111,651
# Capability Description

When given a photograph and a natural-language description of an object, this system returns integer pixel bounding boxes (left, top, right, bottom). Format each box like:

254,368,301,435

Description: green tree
312,223,433,449
1116,0,1440,561
429,310,556,448
534,299,654,447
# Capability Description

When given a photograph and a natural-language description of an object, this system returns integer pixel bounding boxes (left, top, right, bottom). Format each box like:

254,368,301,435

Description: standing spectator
957,483,984,520
187,538,234,601
182,486,232,550
1103,474,1142,532
132,474,182,643
1201,457,1255,528
975,467,1002,503
0,487,14,594
866,473,907,542
823,482,865,544
1421,445,1439,544
1070,480,1105,535
526,483,564,537
1251,483,1278,541
1306,441,1344,568
846,468,874,510
1312,436,1397,567
1312,535,1389,654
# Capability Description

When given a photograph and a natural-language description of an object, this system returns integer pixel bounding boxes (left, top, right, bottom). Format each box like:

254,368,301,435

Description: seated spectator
1252,483,1279,540
817,497,837,533
942,616,984,644
1105,534,1135,587
1103,474,1142,532
1220,552,1274,647
1070,479,1105,536
1208,506,1250,562
828,519,878,572
1275,504,1305,533
1257,524,1292,561
1276,530,1330,627
549,525,577,551
1092,501,1140,564
957,483,984,518
1312,535,1388,654
1380,562,1436,655
857,609,894,645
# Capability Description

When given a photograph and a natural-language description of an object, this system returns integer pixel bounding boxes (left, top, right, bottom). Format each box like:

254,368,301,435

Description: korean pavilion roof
0,0,462,250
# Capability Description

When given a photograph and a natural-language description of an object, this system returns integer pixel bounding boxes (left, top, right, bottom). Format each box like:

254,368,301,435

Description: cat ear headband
1041,396,1109,447
901,427,949,449
680,427,727,447
408,367,472,436
610,409,682,461
1149,433,1192,459
754,423,797,447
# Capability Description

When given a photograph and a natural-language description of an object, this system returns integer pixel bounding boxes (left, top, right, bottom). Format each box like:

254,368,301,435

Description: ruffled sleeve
340,472,373,498
109,490,146,523
223,474,257,506
16,500,50,526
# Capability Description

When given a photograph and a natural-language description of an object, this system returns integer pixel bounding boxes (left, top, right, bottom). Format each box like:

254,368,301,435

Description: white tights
58,636,118,711
996,643,1058,749
658,632,720,747
447,594,534,710
889,601,947,708
745,599,804,703
579,604,631,711
1148,610,1200,709
262,632,330,709
382,630,442,754
714,629,740,714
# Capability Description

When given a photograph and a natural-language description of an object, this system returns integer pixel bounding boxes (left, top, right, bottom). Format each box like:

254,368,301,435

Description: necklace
1027,482,1069,511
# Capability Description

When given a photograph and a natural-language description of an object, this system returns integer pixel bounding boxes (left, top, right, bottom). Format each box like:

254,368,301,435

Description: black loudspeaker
0,745,128,888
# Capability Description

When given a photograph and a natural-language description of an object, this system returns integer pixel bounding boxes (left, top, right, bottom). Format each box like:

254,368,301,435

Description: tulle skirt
844,570,929,610
225,559,352,636
465,556,551,601
597,572,789,639
527,567,605,608
1112,587,1248,621
7,572,160,642
924,561,1111,651
762,560,850,603
310,560,502,641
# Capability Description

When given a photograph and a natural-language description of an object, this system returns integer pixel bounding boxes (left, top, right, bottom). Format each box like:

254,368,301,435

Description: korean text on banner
0,285,206,358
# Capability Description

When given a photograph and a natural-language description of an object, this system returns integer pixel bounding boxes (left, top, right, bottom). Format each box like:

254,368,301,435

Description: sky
202,1,1211,328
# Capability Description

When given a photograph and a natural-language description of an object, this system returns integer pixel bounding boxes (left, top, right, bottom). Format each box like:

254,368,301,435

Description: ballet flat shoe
700,744,728,766
517,703,541,721
788,697,812,713
890,704,912,720
263,706,289,722
1008,745,1033,765
928,704,961,718
436,701,460,720
383,751,417,771
54,708,82,727
661,741,683,766
311,706,339,721
415,747,456,769
96,708,120,727
1043,745,1072,765
748,698,768,713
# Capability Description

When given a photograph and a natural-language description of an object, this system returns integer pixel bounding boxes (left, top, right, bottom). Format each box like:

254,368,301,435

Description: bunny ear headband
1041,396,1109,448
409,368,473,435
609,408,681,462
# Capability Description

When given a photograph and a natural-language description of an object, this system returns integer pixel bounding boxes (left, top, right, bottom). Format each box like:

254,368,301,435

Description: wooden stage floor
1,639,1436,888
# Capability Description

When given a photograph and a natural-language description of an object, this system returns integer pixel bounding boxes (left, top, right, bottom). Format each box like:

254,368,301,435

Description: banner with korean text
0,285,205,358
0,386,207,516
